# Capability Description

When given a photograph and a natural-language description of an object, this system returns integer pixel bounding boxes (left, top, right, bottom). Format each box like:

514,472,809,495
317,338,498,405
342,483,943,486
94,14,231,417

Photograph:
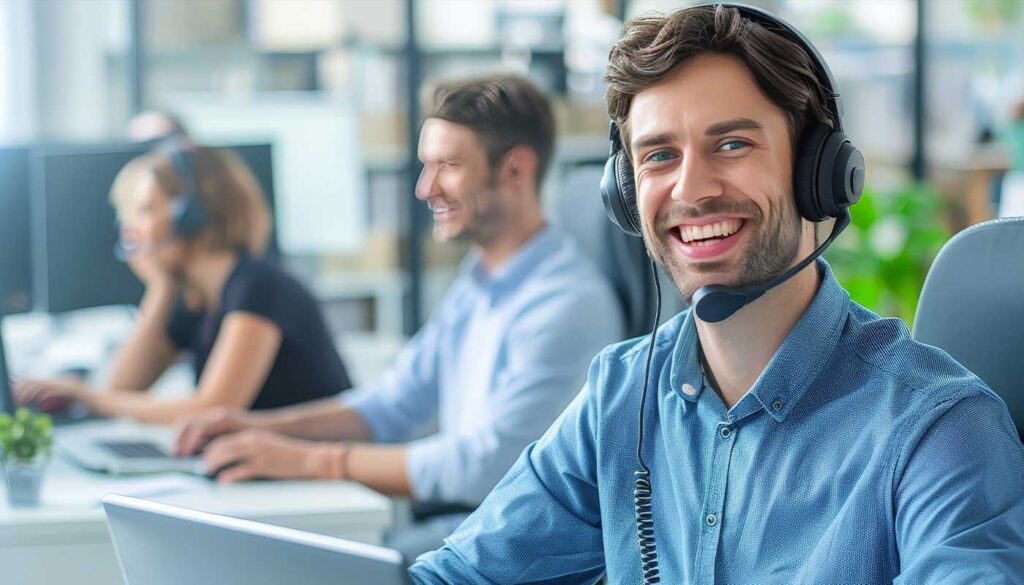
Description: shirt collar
669,259,850,422
459,225,560,303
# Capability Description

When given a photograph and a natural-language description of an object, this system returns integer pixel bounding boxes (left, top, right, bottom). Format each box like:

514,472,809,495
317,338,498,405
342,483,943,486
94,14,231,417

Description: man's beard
643,192,803,304
438,173,504,246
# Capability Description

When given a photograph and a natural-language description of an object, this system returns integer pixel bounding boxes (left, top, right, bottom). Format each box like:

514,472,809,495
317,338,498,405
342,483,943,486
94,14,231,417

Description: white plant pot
3,456,49,507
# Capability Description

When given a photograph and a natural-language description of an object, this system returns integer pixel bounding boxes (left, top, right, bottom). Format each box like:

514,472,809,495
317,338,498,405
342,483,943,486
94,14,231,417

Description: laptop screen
0,312,13,414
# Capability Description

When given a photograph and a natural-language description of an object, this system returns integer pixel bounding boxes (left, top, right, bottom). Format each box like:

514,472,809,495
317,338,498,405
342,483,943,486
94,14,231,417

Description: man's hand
174,407,258,456
200,429,339,484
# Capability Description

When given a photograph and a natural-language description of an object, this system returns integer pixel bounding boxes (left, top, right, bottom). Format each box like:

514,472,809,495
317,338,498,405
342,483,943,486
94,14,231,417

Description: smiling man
173,75,624,562
411,5,1024,583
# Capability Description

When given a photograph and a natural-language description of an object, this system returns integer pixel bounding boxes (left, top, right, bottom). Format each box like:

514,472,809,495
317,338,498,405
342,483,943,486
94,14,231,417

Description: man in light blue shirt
173,76,624,559
411,5,1024,583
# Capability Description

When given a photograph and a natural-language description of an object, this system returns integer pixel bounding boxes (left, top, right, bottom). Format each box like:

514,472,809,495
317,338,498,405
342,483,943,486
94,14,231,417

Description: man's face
416,118,504,244
629,54,806,304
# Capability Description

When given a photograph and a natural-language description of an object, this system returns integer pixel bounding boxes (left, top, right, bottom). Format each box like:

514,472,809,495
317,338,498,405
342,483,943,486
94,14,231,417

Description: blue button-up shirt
411,260,1024,583
345,225,624,506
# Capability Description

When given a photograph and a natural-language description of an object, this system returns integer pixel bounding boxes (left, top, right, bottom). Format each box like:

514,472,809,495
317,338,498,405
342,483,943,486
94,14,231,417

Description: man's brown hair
605,4,833,160
427,75,555,189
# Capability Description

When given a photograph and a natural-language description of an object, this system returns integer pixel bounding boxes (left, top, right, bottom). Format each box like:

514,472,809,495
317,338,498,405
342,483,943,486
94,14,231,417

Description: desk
1,456,394,585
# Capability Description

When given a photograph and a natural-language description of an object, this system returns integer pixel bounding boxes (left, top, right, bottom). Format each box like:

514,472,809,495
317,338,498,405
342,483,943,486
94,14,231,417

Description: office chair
554,165,682,339
913,216,1024,440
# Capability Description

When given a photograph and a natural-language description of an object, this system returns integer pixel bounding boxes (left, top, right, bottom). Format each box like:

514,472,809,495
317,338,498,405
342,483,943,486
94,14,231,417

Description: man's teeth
679,220,741,243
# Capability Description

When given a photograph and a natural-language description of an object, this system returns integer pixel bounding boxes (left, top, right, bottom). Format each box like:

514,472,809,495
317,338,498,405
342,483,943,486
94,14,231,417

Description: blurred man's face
416,118,504,244
630,54,806,303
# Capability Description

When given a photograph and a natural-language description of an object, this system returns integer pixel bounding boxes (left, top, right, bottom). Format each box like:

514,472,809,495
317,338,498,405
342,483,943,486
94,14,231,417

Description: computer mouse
203,460,242,482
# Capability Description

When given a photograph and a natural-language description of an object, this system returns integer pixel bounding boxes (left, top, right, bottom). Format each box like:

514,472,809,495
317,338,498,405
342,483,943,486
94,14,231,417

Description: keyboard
100,441,170,459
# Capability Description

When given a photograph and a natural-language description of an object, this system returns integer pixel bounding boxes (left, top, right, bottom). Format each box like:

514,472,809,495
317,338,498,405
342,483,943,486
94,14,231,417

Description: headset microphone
113,235,177,263
691,210,850,323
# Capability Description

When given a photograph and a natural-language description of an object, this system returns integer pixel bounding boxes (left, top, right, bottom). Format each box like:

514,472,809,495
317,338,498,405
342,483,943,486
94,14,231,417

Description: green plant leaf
827,182,950,325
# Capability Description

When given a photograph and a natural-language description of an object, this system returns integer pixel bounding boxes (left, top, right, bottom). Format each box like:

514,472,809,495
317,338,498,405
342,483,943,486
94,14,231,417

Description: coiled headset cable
635,257,662,584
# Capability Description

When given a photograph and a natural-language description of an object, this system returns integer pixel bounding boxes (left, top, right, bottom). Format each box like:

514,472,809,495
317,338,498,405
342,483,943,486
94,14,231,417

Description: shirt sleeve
224,267,287,325
404,287,624,505
409,359,608,584
342,314,444,444
893,391,1024,582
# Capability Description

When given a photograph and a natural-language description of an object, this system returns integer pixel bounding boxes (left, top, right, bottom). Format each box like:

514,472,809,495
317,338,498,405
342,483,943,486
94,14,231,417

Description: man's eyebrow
629,119,764,152
705,118,763,136
630,132,676,153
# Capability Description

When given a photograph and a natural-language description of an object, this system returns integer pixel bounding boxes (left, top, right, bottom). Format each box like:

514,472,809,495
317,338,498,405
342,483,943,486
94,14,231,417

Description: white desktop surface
1,424,394,585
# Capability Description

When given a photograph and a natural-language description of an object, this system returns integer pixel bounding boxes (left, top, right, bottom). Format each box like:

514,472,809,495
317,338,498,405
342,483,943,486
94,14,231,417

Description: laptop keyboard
100,441,169,459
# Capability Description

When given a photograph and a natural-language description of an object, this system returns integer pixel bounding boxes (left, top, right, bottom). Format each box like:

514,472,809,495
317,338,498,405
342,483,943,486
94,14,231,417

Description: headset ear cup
601,151,642,237
172,195,207,237
793,123,831,221
615,152,641,236
824,132,865,214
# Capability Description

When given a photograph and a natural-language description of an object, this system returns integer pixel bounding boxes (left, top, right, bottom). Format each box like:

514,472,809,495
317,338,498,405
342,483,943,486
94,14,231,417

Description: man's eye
645,150,675,163
718,140,749,153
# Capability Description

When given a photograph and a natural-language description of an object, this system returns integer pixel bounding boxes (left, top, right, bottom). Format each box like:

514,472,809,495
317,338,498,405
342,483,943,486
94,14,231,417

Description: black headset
600,3,865,324
162,140,209,238
604,5,867,583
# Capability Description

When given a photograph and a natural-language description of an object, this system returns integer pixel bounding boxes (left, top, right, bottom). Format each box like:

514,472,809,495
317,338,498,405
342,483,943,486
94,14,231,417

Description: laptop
56,419,205,475
0,311,202,474
103,494,411,585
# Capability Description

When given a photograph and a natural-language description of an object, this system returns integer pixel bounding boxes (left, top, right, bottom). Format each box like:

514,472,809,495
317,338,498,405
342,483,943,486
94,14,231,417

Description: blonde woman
15,143,351,424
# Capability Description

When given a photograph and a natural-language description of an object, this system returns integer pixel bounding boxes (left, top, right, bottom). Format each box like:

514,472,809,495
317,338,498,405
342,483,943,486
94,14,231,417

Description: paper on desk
43,474,209,508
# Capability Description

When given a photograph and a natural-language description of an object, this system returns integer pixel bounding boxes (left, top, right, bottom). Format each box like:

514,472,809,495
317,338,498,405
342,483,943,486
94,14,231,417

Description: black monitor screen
0,147,34,315
228,143,278,256
33,145,148,313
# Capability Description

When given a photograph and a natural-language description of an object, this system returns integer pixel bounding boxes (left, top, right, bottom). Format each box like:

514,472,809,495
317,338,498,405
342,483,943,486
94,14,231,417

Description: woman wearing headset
14,143,352,425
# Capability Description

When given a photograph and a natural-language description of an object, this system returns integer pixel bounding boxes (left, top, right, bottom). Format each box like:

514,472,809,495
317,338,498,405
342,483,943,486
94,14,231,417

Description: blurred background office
1,0,1023,384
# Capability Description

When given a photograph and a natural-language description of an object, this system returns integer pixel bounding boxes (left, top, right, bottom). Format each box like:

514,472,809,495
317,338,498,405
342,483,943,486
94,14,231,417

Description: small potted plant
0,408,54,506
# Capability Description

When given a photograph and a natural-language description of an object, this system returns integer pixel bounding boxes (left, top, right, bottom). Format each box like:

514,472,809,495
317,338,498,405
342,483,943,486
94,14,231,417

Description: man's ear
498,145,538,188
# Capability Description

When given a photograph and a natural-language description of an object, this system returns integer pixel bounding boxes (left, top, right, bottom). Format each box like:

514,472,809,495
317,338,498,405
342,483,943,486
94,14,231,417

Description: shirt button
720,427,732,439
772,400,784,412
706,514,718,527
682,383,698,396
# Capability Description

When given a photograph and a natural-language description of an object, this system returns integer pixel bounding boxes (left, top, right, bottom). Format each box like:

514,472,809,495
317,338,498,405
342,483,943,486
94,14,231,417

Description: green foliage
966,0,1023,31
0,408,54,464
825,183,950,325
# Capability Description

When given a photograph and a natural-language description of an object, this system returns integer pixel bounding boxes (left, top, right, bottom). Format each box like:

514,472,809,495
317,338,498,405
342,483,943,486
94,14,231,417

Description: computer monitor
32,142,278,314
103,495,410,585
0,147,34,315
227,143,279,255
32,144,149,313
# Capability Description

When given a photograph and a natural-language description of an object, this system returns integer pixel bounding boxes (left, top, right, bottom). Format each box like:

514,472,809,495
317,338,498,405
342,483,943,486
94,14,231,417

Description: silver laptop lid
103,494,409,585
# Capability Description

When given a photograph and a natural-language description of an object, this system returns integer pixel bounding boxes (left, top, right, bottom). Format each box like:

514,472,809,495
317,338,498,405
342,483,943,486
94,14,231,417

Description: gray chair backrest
553,166,683,339
913,217,1024,440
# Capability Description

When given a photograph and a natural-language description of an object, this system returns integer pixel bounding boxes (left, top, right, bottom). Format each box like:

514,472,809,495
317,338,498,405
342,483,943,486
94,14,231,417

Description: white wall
34,0,129,140
0,0,38,142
